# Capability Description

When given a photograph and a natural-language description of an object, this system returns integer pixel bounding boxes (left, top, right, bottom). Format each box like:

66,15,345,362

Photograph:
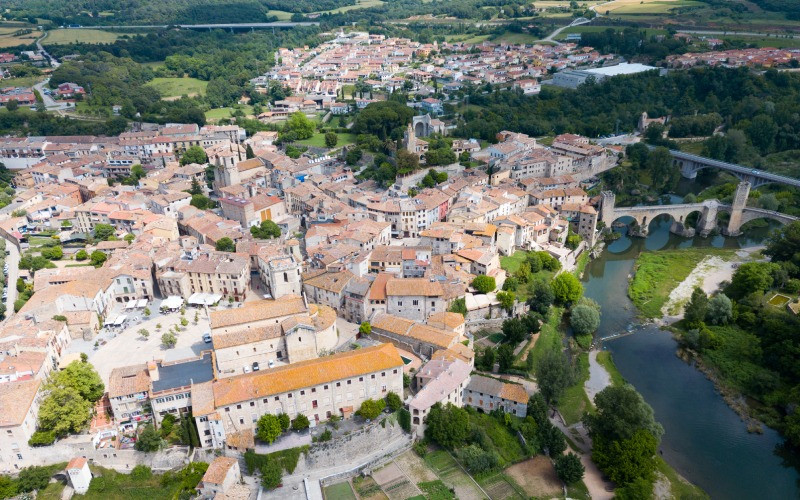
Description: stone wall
20,440,191,472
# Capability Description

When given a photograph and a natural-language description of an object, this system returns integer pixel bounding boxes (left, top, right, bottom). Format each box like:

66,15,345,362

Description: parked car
252,362,260,371
202,332,212,343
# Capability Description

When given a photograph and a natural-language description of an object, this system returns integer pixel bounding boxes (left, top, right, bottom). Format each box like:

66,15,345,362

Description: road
539,16,594,45
66,22,318,29
33,80,71,112
35,31,60,69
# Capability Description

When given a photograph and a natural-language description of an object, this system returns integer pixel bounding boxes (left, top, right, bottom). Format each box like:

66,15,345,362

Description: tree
38,386,92,436
215,237,235,252
124,233,135,244
539,421,567,456
765,221,800,263
161,332,177,348
551,273,583,305
135,424,163,452
528,279,555,314
584,385,663,442
250,220,281,239
398,408,411,432
425,403,470,449
592,429,658,486
493,344,512,371
502,277,519,292
93,223,115,241
471,275,496,294
51,360,104,402
75,249,88,261
554,453,585,485
278,413,291,432
261,459,282,489
386,391,402,412
706,294,733,325
324,132,338,148
41,245,63,260
138,328,150,339
357,399,386,419
130,164,146,180
90,250,107,267
359,321,371,336
502,317,527,345
570,304,600,336
496,291,515,312
726,262,775,299
290,413,310,431
353,101,414,140
458,444,499,474
180,145,208,165
396,149,420,174
246,144,255,159
17,466,51,493
684,287,708,327
285,112,315,140
190,194,214,209
5,99,18,112
188,177,204,196
535,349,574,405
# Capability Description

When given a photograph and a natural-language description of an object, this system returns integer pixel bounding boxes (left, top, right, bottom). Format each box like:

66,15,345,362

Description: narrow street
2,236,18,318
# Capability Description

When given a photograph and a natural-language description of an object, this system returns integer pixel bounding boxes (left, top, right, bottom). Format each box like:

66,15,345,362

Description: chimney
147,360,159,381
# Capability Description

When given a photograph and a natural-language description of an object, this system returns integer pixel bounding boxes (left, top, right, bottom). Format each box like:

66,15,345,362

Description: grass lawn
628,247,736,318
468,411,526,465
323,481,358,500
557,351,593,425
206,105,254,121
529,306,564,368
267,10,293,20
492,32,540,45
44,28,128,45
0,75,45,88
298,132,357,148
655,456,710,499
145,77,207,99
499,250,556,301
500,251,529,274
600,0,703,15
81,465,202,500
596,351,625,387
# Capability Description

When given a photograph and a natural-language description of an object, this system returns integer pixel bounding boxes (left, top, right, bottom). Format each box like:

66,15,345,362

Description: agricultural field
43,28,132,45
598,0,704,15
424,450,485,500
477,472,526,500
145,77,208,99
0,26,39,49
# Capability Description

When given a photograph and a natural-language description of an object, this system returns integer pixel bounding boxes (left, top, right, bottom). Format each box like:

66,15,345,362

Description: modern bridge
666,149,800,189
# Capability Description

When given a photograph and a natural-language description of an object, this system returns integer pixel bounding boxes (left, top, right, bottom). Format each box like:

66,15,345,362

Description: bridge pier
677,159,699,179
670,220,695,238
697,207,718,237
724,181,750,236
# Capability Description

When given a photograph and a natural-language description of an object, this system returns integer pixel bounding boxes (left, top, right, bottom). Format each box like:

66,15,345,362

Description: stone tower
725,181,750,236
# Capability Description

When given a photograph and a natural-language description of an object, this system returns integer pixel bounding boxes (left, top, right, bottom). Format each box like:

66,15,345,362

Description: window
381,372,386,377
299,337,302,342
250,402,255,407
347,380,352,385
301,390,305,395
283,272,288,282
336,382,341,387
312,400,318,408
263,399,268,404
359,377,363,382
371,374,375,379
288,393,293,398
274,396,279,401
312,388,316,393
393,369,398,374
225,407,230,412
239,418,245,424
236,404,242,409
412,299,418,306
398,301,403,306
323,385,328,390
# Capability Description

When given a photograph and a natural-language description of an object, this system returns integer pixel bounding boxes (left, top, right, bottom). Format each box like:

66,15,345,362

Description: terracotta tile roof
67,457,87,470
190,381,216,417
108,364,151,398
202,457,238,485
499,382,530,404
303,270,354,294
385,278,444,297
212,324,282,349
212,343,403,407
426,312,465,331
0,378,40,427
371,313,458,349
210,295,306,329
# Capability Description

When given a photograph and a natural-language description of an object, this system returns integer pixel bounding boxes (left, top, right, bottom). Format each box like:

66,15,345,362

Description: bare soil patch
504,456,562,497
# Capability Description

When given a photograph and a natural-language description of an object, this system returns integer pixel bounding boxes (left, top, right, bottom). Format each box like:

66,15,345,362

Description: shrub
28,430,56,447
386,391,402,412
471,275,496,294
357,398,386,419
291,414,310,431
318,428,332,442
398,408,411,432
130,465,153,481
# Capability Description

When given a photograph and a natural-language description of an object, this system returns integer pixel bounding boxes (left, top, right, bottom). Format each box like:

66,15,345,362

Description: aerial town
2,0,800,499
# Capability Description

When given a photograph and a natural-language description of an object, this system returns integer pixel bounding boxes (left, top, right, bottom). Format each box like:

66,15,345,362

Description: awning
187,293,222,306
124,301,138,310
112,315,127,326
161,296,183,310
136,299,148,308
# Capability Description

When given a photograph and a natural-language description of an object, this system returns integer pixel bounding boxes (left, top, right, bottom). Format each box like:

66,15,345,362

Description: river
581,215,800,499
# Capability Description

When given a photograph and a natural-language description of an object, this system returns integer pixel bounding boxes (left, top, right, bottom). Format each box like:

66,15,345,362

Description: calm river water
581,216,800,499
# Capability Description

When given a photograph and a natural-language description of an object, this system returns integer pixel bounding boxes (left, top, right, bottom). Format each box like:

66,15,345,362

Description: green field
0,75,45,88
206,105,255,121
44,28,132,45
600,0,703,15
492,32,540,45
267,10,293,20
628,247,736,318
556,25,668,40
145,77,208,98
558,352,593,425
298,132,357,148
424,451,485,499
318,0,385,14
528,306,564,368
323,481,357,500
499,250,557,301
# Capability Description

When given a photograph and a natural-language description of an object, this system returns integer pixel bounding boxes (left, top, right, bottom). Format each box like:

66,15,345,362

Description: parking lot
65,297,219,382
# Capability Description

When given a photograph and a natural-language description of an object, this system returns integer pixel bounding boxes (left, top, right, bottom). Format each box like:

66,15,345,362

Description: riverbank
628,247,738,318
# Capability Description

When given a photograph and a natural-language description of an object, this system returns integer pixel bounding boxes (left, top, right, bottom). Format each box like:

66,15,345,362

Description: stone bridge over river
600,182,799,237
